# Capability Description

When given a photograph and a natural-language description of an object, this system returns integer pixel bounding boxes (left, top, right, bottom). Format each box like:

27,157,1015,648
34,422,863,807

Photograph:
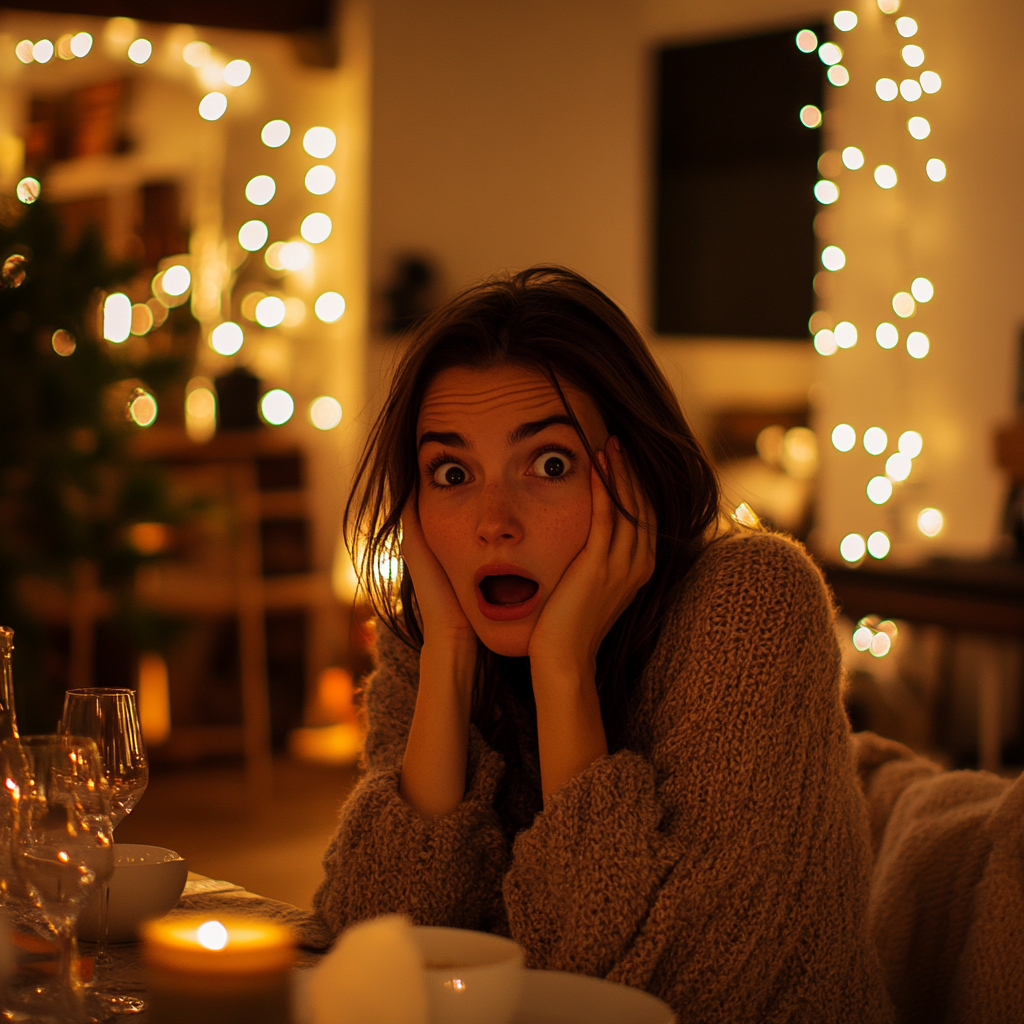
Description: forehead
417,365,599,435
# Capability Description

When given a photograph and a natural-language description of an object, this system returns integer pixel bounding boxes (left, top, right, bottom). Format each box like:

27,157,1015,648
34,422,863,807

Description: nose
475,481,523,546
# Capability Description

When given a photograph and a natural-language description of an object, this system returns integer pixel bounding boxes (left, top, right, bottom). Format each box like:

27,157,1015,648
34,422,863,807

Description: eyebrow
416,415,578,452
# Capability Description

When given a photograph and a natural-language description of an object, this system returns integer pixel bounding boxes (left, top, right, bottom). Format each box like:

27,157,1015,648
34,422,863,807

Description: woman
314,267,894,1022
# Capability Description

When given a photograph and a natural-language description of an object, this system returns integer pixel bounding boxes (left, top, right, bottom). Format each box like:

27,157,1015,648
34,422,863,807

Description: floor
115,757,360,910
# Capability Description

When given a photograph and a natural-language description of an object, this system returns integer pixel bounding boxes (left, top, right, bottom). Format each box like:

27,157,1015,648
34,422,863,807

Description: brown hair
346,266,719,748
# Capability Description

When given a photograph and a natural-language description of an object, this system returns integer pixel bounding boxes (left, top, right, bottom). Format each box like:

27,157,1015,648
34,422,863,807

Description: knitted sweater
314,532,895,1023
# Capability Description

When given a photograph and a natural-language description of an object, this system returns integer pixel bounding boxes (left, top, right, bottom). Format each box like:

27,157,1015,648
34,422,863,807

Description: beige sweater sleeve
312,625,510,933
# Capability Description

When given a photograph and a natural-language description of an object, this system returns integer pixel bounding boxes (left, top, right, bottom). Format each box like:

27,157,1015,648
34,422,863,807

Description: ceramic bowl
412,926,524,1024
77,844,188,943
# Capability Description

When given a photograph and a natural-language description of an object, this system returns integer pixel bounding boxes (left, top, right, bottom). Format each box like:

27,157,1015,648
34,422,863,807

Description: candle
142,915,295,1024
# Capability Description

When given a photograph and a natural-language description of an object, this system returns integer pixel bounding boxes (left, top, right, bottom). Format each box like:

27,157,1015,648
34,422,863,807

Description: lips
474,564,541,621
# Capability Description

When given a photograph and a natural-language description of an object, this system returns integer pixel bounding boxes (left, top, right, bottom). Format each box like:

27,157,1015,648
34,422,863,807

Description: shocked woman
313,266,894,1023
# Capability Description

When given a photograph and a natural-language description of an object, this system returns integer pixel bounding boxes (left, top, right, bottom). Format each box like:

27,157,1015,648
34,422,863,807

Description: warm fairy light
127,38,152,64
240,292,265,320
818,42,843,66
261,120,291,147
52,329,76,356
842,146,864,170
197,921,229,951
16,177,40,204
814,329,838,356
15,40,34,63
874,165,897,189
902,45,924,67
867,476,893,504
283,297,306,327
870,632,891,658
827,66,850,87
926,158,947,182
906,331,930,359
314,292,346,322
56,33,75,60
799,105,823,128
131,302,154,335
70,32,93,57
898,430,923,458
185,382,216,443
223,60,251,86
833,11,858,31
32,39,54,63
304,165,336,195
162,265,191,296
300,213,332,244
245,175,276,205
876,322,898,349
309,396,343,430
831,423,856,452
920,71,942,94
199,92,227,121
852,625,873,651
303,126,337,158
910,277,934,302
867,531,891,559
103,293,132,343
821,246,846,271
782,427,817,479
814,180,839,204
148,298,168,328
892,291,915,318
211,321,244,356
840,533,866,562
238,220,269,252
138,653,171,744
885,452,912,481
834,321,857,348
279,241,312,271
917,508,943,536
733,503,760,529
899,79,922,102
183,41,211,67
795,29,818,53
260,389,294,426
878,0,900,13
895,16,918,37
264,244,286,271
907,117,931,140
255,296,286,328
128,388,158,428
875,78,898,101
863,426,888,455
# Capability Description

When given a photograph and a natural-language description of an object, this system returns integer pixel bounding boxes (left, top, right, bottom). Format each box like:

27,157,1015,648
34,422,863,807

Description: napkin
306,914,429,1024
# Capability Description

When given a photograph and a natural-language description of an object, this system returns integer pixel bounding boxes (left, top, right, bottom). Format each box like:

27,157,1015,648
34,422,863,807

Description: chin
473,621,533,658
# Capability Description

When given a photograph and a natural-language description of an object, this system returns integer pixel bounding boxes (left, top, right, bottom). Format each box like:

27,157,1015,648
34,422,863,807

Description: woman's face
416,364,609,657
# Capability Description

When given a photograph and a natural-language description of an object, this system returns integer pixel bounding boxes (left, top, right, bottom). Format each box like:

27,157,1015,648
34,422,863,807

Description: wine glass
2,734,114,1021
61,688,149,1015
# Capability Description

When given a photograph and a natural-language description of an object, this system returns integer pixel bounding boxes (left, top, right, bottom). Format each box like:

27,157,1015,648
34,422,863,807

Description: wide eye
432,462,468,487
532,452,569,479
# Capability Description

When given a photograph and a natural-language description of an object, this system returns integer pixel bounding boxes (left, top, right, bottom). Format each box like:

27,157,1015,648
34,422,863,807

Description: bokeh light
211,321,244,356
834,321,857,348
911,277,934,302
821,245,846,271
853,625,873,651
197,921,228,951
840,533,866,562
51,329,76,356
874,164,897,189
920,71,942,94
870,632,892,658
885,452,912,481
264,244,286,272
898,431,923,458
130,302,153,336
863,426,888,455
795,29,818,52
103,293,131,343
238,220,269,252
32,39,54,63
183,40,211,67
305,165,336,195
867,531,891,559
842,147,864,169
867,476,893,504
878,0,900,13
260,389,294,426
918,508,943,537
799,105,823,128
906,331,930,358
907,116,931,140
902,44,924,67
831,423,856,452
223,59,251,86
162,265,191,296
303,126,337,158
300,212,332,243
309,396,343,430
814,180,839,204
283,297,306,327
895,16,918,36
185,385,216,444
261,120,291,147
827,66,850,87
199,92,227,121
70,32,93,57
926,158,947,182
16,177,40,204
127,38,152,64
814,329,837,356
245,175,276,205
875,78,898,101
876,322,899,349
128,387,158,427
255,296,286,328
314,291,346,322
899,79,922,102
833,11,858,31
818,42,843,66
279,241,312,271
892,291,915,318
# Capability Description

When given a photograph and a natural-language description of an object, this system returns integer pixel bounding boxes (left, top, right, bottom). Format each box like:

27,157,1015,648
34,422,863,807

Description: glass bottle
0,627,18,739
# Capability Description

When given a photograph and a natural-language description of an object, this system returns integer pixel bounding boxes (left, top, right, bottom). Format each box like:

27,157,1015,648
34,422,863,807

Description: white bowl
412,926,524,1024
77,844,188,943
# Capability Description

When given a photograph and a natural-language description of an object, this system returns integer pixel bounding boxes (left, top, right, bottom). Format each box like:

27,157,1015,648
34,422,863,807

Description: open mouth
479,575,540,606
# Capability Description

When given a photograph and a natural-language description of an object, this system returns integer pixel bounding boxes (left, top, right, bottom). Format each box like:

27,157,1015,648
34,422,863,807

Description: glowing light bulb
304,165,336,195
103,294,132,343
32,39,54,63
211,321,244,356
840,533,866,562
902,44,924,67
16,178,40,204
908,116,931,140
842,147,865,170
223,59,251,86
821,246,846,271
183,40,211,67
874,165,898,189
863,426,888,455
920,71,942,94
130,303,153,336
814,180,839,204
876,323,899,349
795,29,818,52
303,126,336,158
911,277,934,302
867,476,893,504
310,396,343,430
818,42,843,66
853,625,873,650
833,11,858,31
900,79,922,101
831,424,856,452
892,292,915,318
70,32,93,57
261,120,291,148
834,321,857,348
314,292,346,322
799,105,822,128
898,431,923,458
264,244,286,272
870,632,891,657
238,220,269,252
814,329,837,356
162,265,191,296
15,39,34,63
906,331,930,358
895,16,918,37
926,158,947,182
197,921,228,951
128,388,158,428
199,92,227,121
260,389,294,426
878,0,900,13
127,38,151,63
917,507,943,537
885,452,912,481
827,66,850,87
300,212,332,244
875,78,898,101
867,531,891,559
52,329,76,356
245,175,276,206
279,241,312,271
185,386,216,444
254,296,286,328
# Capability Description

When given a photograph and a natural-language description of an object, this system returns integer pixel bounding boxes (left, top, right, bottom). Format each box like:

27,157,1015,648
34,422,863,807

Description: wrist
420,637,478,697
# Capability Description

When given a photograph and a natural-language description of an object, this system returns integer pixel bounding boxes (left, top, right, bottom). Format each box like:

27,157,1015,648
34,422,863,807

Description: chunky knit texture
854,731,1024,1024
314,532,895,1022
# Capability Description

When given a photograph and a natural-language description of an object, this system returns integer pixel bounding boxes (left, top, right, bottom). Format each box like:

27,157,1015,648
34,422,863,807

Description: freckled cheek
418,496,477,582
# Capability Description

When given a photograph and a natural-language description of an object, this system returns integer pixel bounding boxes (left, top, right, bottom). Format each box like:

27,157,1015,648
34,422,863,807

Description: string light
16,178,40,204
795,30,818,53
130,303,153,335
875,323,898,349
821,246,846,271
305,165,336,195
892,292,915,318
863,427,888,455
260,389,294,426
833,11,858,31
926,158,947,182
885,452,912,481
255,296,286,328
831,424,856,451
840,534,866,562
874,164,897,189
827,66,850,87
899,79,922,101
866,476,893,504
902,45,924,67
818,42,843,66
895,17,918,37
103,293,132,343
910,277,934,302
300,213,332,244
238,220,269,251
918,508,943,536
907,116,931,139
32,39,54,64
261,120,291,147
875,78,898,101
245,175,276,205
210,322,244,356
834,321,857,348
15,40,34,63
906,331,930,358
51,329,76,356
920,71,941,94
314,292,346,322
842,146,864,169
309,396,343,430
867,531,891,559
800,105,823,128
70,32,93,57
303,127,337,158
814,180,839,204
128,388,158,428
223,59,251,86
278,241,312,271
199,92,227,121
898,431,923,458
183,41,211,67
127,38,152,64
814,329,838,355
162,265,191,296
878,0,900,14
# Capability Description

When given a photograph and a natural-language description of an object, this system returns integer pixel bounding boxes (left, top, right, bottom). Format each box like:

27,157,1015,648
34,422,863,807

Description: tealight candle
141,914,294,1024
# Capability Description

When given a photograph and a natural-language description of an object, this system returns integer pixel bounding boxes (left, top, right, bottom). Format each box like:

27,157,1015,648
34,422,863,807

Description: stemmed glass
61,688,149,1016
2,734,114,1021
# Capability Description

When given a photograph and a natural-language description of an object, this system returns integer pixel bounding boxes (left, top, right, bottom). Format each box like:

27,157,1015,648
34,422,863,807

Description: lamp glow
196,921,229,951
918,508,943,537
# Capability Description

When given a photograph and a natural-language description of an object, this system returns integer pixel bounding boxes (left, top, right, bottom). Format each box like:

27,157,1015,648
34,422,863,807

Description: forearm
399,640,477,818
